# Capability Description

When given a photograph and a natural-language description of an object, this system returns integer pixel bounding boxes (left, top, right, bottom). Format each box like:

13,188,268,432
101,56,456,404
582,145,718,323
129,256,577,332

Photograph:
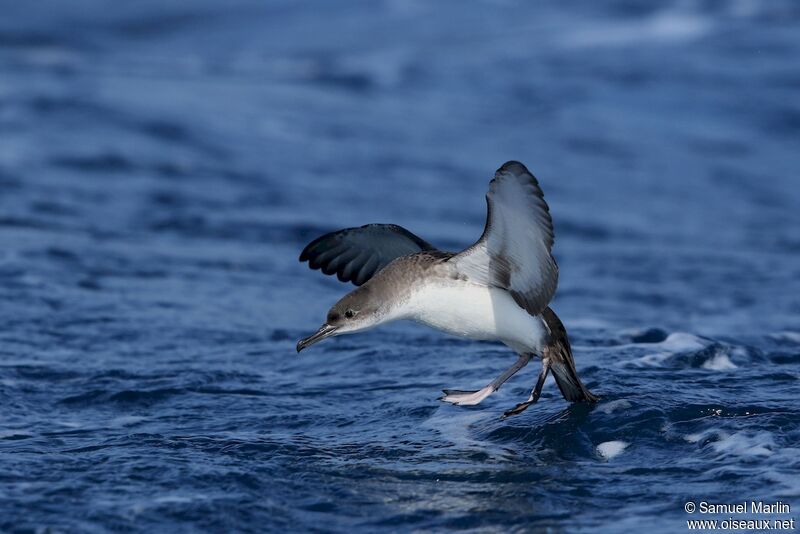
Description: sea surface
1,1,799,532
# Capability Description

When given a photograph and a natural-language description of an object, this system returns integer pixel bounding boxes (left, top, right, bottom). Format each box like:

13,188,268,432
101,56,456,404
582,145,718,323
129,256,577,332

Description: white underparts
400,281,547,354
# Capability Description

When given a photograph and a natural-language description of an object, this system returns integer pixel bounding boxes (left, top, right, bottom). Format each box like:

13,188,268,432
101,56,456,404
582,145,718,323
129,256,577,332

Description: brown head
296,284,394,352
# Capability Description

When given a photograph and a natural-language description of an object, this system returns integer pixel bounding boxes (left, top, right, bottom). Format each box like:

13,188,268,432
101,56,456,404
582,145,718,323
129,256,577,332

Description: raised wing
300,223,437,286
450,161,558,316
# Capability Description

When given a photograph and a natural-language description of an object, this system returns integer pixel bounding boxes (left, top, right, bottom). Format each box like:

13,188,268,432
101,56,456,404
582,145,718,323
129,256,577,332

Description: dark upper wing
299,223,437,286
450,161,558,316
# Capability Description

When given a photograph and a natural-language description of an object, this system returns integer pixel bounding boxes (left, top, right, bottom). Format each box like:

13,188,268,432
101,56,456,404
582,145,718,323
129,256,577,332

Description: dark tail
542,307,598,403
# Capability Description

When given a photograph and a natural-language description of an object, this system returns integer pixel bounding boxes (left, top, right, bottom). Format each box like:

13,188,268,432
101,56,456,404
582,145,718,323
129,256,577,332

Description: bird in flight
297,161,597,417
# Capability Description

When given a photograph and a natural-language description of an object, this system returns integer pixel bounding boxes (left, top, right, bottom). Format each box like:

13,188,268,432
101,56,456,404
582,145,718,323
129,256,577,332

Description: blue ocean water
1,1,799,532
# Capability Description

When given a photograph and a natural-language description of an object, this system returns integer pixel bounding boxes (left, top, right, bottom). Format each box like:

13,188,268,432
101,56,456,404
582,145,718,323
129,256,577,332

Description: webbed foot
501,356,552,418
439,387,494,406
502,400,536,418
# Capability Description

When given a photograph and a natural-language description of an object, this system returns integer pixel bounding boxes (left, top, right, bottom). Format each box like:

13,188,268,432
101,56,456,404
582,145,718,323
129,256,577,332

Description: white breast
400,281,547,354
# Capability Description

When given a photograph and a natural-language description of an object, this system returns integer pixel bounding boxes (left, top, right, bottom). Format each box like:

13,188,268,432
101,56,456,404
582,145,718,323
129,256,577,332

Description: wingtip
299,230,337,264
497,160,530,175
299,238,318,263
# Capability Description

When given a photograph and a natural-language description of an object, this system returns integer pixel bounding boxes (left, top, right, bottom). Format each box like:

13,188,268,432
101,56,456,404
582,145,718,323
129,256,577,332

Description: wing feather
300,223,437,286
450,161,559,316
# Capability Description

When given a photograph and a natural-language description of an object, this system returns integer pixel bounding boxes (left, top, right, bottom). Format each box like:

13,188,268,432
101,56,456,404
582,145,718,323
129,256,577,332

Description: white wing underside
450,161,558,317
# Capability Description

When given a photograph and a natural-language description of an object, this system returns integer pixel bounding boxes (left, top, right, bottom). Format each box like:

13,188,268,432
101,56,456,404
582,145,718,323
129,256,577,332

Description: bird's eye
345,309,355,319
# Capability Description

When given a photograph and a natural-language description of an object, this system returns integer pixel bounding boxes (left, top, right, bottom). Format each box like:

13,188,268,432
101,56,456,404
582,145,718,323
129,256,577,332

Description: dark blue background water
1,1,799,532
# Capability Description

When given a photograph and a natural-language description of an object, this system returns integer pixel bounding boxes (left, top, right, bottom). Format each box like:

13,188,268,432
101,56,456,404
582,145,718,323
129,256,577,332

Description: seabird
297,161,597,417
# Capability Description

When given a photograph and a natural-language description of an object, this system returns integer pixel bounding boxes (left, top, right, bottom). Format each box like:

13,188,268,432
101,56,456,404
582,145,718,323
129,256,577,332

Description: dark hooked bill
296,324,338,352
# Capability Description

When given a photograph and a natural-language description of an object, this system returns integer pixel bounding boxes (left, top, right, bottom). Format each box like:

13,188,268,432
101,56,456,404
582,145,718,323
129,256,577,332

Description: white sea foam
659,333,708,352
634,352,674,366
684,432,707,444
687,430,800,494
423,409,497,451
702,351,737,371
711,431,775,458
598,399,632,415
633,332,708,367
686,430,776,457
597,440,629,460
